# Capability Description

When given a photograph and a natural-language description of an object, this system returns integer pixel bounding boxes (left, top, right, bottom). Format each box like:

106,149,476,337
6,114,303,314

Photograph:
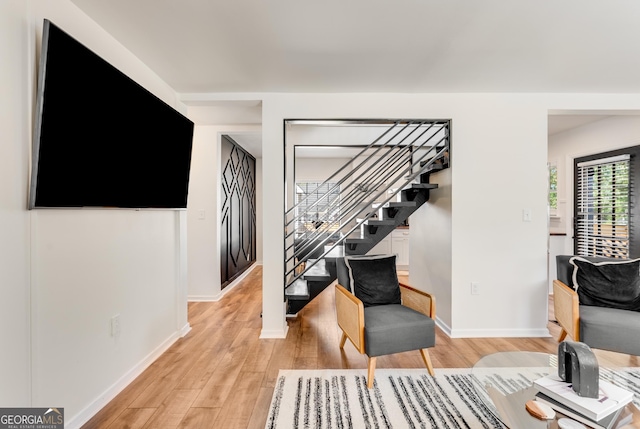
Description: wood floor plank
246,387,275,429
83,265,634,429
130,353,197,408
104,408,156,429
213,371,265,424
141,389,200,429
191,327,258,407
176,407,220,429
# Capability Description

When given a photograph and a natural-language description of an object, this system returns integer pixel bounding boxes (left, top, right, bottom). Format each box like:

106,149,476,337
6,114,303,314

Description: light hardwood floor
81,265,637,429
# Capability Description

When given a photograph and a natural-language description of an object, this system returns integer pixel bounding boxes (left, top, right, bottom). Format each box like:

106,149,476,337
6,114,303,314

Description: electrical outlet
111,314,121,338
471,282,480,295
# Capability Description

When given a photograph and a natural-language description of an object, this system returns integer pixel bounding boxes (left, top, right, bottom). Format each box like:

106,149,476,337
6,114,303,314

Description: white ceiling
66,1,640,156
547,115,611,136
70,0,640,94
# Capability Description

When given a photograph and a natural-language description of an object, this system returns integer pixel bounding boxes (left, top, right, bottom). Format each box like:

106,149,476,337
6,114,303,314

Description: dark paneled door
220,135,256,288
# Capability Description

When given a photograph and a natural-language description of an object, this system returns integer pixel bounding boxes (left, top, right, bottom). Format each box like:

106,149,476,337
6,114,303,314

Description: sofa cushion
570,256,640,311
345,254,401,307
364,304,435,357
580,305,640,355
556,255,613,288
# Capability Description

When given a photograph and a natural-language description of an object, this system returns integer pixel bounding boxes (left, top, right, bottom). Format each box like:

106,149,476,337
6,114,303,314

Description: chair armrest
553,279,580,341
399,282,436,319
335,284,365,353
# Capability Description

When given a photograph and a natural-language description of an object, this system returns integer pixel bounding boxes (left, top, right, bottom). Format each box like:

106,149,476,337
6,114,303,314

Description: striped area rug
265,368,640,429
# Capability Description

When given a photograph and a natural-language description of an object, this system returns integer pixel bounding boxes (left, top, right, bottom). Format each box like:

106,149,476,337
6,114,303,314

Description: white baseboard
65,331,181,429
187,294,219,302
188,263,260,302
449,328,552,338
435,317,452,337
179,322,192,337
260,300,289,339
260,325,289,339
435,316,551,338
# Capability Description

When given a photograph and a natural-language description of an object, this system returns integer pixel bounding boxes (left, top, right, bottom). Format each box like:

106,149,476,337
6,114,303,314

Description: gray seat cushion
580,305,640,355
364,304,435,357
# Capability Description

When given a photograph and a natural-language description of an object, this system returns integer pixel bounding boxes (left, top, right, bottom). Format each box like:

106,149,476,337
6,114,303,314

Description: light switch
198,209,206,220
523,208,532,222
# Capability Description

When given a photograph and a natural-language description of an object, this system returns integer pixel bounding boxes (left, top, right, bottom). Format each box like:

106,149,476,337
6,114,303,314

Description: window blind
575,154,631,258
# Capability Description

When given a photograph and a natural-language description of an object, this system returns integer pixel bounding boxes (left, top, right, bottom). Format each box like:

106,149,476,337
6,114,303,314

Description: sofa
554,255,640,356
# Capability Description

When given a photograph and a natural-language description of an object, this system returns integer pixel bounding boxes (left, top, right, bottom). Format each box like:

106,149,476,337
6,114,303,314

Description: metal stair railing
285,143,449,286
286,123,441,263
285,122,448,277
285,121,449,287
286,122,440,262
285,120,418,238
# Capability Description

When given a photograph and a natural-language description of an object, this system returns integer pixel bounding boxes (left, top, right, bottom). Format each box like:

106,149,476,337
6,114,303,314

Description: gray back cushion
556,255,615,288
570,256,640,311
345,254,401,308
336,256,352,292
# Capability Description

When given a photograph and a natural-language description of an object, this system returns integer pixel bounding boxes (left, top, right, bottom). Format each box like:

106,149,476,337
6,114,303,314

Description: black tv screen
30,19,194,209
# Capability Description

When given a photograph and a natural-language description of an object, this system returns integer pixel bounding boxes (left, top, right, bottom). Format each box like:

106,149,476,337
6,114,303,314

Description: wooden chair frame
553,279,580,342
335,282,436,388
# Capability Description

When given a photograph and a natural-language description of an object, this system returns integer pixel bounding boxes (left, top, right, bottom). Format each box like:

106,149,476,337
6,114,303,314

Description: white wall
261,93,551,339
410,167,452,332
1,1,190,426
1,0,31,407
295,158,352,182
186,124,262,300
260,97,640,339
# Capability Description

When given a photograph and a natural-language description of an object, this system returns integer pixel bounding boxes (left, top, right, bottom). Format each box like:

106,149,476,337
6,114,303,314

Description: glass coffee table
472,351,640,429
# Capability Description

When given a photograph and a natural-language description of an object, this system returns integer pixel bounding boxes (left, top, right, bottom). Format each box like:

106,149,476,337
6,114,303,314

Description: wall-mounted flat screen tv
30,19,194,209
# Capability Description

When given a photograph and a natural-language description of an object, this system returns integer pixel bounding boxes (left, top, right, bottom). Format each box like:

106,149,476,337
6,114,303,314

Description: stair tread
344,237,373,244
384,201,417,208
304,259,331,280
409,183,438,190
420,160,446,169
285,279,310,300
324,245,344,259
366,219,396,226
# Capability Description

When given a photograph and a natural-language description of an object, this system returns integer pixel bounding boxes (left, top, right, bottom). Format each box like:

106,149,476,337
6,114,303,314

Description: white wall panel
0,0,31,406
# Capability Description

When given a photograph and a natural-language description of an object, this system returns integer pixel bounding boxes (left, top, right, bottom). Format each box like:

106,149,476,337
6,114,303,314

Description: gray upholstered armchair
554,255,640,356
335,254,436,388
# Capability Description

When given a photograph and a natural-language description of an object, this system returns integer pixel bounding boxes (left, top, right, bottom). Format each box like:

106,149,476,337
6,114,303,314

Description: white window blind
576,154,630,258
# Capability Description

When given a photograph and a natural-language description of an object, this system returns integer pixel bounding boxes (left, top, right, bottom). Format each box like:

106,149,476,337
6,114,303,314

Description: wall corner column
260,99,288,338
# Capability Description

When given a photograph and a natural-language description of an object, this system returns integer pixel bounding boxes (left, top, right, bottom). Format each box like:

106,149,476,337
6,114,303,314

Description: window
294,182,340,238
549,163,558,212
575,154,630,258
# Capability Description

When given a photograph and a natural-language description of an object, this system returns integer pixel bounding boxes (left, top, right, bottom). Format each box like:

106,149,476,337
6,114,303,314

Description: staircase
284,120,450,315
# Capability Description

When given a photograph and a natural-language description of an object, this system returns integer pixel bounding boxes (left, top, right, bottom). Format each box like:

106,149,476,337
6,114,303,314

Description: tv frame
29,19,194,210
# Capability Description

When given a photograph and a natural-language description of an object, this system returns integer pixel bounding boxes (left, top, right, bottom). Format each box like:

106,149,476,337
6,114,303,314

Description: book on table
533,374,633,421
535,392,632,429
